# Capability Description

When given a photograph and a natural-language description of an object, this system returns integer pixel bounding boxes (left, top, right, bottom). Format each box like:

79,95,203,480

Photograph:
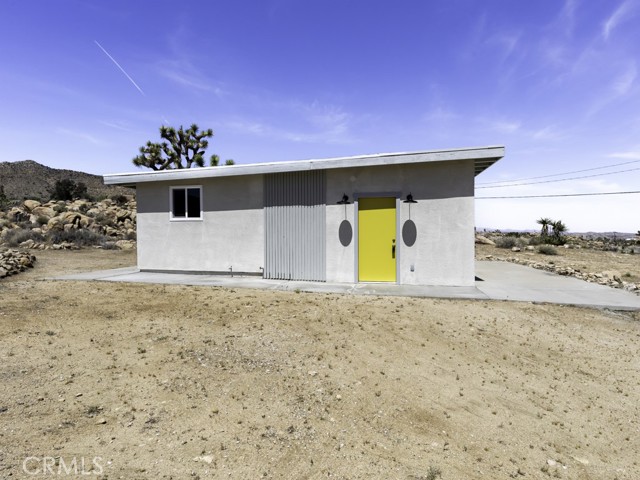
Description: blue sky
1,0,639,232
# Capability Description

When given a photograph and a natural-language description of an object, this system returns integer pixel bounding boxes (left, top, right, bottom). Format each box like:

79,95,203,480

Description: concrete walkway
53,261,640,311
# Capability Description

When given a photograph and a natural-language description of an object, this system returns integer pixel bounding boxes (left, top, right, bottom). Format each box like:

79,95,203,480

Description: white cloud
587,62,637,116
603,0,638,40
608,151,640,159
613,63,637,95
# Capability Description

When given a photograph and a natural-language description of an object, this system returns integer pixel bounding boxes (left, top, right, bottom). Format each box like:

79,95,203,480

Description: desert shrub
516,237,529,248
495,237,517,249
49,229,108,247
5,228,45,247
100,241,119,250
111,194,128,206
78,203,90,214
0,185,9,209
50,179,92,201
94,212,115,227
36,215,49,226
538,245,558,255
53,204,67,214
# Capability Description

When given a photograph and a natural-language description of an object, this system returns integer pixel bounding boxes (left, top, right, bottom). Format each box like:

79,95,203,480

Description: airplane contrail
94,40,145,96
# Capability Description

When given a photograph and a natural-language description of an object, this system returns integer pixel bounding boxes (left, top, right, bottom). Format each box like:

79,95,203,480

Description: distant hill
0,160,133,202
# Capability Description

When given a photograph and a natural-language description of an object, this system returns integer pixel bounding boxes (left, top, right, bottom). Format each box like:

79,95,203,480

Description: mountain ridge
0,160,132,201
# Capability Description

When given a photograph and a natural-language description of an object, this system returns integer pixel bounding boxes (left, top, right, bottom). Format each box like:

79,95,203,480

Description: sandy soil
1,250,639,479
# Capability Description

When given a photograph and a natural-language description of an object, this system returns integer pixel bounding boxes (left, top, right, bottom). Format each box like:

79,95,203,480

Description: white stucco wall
325,160,475,286
135,160,475,285
136,175,264,273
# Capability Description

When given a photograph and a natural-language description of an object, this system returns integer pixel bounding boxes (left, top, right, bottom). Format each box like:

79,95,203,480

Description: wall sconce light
337,193,350,204
403,193,417,203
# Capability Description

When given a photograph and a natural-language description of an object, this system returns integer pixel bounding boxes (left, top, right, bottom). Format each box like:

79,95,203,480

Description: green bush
538,245,558,255
50,179,92,201
36,216,49,226
111,194,128,206
495,237,517,249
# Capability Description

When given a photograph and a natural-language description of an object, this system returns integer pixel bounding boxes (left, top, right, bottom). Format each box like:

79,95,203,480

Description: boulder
23,200,41,212
475,235,495,246
46,217,64,231
115,240,136,250
31,206,56,219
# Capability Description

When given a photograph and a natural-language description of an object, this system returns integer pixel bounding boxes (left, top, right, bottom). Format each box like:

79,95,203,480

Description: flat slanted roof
104,145,504,186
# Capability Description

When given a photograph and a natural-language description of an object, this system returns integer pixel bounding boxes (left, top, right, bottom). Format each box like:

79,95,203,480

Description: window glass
172,188,186,217
187,188,201,218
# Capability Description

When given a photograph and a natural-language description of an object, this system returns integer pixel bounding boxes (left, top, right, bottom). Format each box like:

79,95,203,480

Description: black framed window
170,186,202,220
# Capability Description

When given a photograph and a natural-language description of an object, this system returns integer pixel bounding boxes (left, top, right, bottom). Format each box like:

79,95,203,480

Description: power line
477,158,640,186
475,166,640,189
477,190,640,199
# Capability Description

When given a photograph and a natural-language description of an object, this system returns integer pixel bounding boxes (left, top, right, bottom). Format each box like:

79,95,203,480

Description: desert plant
49,229,109,247
495,237,517,249
50,179,92,201
111,194,128,206
35,216,49,226
538,245,558,255
133,124,228,170
425,465,442,480
536,217,553,237
5,228,45,247
0,185,9,209
552,220,567,239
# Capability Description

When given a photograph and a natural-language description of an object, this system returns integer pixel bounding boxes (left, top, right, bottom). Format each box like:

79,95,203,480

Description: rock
115,240,136,250
0,267,7,278
31,206,56,219
525,246,535,251
95,418,107,425
19,239,35,249
46,217,64,231
511,246,521,252
475,235,495,246
23,200,41,212
193,455,214,464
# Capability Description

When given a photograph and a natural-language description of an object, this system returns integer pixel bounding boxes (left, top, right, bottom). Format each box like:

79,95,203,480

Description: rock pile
0,249,36,278
484,255,640,295
0,197,136,250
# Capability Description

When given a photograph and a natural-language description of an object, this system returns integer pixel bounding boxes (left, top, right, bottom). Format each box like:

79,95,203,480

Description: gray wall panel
265,171,326,281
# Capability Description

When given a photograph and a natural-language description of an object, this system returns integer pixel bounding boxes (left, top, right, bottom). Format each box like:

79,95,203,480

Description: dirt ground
1,250,639,479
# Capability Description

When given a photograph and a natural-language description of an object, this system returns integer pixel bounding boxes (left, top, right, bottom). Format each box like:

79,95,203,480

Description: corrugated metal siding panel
264,171,326,281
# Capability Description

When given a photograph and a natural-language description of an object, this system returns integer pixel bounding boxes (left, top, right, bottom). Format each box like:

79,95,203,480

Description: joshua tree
133,124,216,170
552,220,567,240
536,217,553,237
209,154,235,166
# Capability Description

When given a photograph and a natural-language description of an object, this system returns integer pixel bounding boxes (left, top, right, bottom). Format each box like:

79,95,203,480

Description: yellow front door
358,197,396,282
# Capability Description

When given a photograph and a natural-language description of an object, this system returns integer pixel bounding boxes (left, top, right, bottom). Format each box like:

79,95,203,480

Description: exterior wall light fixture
337,193,350,204
403,193,417,203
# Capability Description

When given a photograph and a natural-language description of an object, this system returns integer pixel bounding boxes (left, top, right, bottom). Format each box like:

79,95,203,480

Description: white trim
104,145,505,185
169,185,203,221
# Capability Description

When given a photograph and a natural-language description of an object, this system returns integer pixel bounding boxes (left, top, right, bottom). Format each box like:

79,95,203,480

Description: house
103,145,504,286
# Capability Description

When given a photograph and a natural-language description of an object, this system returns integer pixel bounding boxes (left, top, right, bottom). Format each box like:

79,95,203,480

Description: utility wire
477,158,640,186
475,166,640,189
477,190,640,199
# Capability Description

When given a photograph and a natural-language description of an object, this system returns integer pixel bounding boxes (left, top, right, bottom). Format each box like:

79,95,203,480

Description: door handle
392,239,396,258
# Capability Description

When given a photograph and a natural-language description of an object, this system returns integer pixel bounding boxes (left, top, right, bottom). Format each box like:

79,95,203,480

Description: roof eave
103,145,505,186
